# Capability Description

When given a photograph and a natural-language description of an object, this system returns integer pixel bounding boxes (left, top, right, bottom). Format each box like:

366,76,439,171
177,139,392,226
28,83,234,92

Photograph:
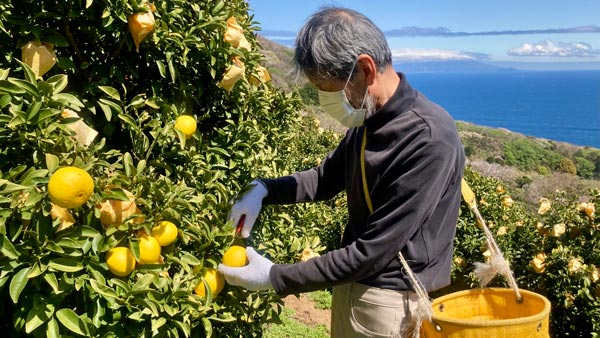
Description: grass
263,307,329,338
308,290,332,310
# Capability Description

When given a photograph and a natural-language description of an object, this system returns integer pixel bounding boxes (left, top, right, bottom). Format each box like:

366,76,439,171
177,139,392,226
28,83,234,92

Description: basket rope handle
461,179,523,302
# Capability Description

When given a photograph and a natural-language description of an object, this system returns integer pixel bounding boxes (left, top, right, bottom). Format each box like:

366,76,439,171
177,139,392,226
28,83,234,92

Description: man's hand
218,247,274,291
227,180,268,238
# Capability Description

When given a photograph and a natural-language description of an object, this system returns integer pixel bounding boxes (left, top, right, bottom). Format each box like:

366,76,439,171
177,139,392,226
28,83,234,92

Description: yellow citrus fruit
151,221,178,246
106,247,136,277
174,115,196,138
137,234,161,264
48,167,94,209
222,245,248,267
194,268,225,297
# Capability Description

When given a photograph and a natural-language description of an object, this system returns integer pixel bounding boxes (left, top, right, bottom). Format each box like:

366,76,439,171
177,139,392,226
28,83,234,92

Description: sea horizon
402,69,600,149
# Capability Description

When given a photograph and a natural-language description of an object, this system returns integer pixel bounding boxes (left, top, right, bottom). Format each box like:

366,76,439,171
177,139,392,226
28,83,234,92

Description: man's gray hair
294,6,392,81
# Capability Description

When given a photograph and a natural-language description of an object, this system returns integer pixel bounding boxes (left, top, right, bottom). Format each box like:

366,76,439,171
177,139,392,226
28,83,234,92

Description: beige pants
331,282,420,338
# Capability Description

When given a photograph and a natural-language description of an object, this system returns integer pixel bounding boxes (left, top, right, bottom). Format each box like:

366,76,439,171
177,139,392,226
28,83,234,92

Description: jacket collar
364,72,417,131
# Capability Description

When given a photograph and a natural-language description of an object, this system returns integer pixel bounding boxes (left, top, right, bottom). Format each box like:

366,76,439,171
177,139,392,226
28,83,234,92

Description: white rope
398,252,432,338
471,206,522,301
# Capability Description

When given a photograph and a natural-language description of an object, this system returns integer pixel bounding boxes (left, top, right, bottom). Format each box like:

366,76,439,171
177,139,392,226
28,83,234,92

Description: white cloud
508,39,599,57
391,48,488,62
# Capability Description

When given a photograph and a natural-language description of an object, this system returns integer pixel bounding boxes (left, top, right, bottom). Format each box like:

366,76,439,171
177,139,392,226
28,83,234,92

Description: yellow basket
421,288,551,338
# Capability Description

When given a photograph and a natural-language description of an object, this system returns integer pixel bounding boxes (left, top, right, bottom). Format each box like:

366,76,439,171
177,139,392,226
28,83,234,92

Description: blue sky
247,0,600,67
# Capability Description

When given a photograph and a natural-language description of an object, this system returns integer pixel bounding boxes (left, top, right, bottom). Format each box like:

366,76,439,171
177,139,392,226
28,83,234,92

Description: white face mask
317,63,369,128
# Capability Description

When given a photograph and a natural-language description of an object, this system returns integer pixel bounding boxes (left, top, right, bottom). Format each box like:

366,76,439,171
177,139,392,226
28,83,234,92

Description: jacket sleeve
258,137,347,205
269,138,460,295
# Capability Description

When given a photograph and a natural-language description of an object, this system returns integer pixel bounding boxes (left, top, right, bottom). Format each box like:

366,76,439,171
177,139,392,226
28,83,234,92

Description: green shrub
453,167,600,337
575,156,596,179
558,157,577,175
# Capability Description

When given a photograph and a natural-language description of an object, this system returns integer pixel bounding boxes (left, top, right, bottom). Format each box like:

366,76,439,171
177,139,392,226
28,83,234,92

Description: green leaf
180,251,202,265
202,317,213,337
0,68,9,80
26,101,43,121
8,78,39,97
0,233,19,259
33,108,61,124
290,237,300,252
145,98,159,109
56,308,87,336
45,153,59,172
26,302,55,333
15,59,36,83
0,80,26,94
44,273,60,294
172,320,190,337
20,168,49,186
151,317,167,332
136,160,146,174
28,261,47,278
156,60,167,79
123,152,134,177
132,273,155,291
89,279,118,299
168,58,177,84
208,147,229,157
0,94,11,108
48,258,84,272
99,98,123,114
45,74,68,94
127,94,145,108
92,298,105,327
98,86,121,101
117,113,138,129
52,93,84,111
100,188,130,201
0,179,28,193
98,100,112,121
211,0,225,15
58,225,100,238
9,266,31,303
46,317,60,338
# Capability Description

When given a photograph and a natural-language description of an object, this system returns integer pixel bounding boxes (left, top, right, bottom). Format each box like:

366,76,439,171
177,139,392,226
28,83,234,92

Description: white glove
218,247,274,291
227,180,268,238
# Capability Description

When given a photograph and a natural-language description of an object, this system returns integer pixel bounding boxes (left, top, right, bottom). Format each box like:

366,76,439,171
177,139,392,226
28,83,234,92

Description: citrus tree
0,0,339,337
453,167,600,337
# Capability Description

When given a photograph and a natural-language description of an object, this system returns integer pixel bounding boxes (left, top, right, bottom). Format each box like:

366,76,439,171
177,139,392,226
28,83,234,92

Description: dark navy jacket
261,73,465,296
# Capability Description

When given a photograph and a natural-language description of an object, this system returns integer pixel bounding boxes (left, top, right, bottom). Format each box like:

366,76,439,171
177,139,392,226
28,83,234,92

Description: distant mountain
394,60,515,73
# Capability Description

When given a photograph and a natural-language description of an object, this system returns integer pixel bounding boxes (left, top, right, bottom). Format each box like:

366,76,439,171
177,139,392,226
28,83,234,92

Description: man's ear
357,54,376,86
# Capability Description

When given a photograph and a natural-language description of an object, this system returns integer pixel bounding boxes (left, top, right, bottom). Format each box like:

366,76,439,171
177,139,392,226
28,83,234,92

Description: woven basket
421,288,551,338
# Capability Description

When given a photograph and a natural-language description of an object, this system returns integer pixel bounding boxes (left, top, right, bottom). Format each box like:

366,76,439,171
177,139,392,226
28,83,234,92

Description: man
218,6,465,338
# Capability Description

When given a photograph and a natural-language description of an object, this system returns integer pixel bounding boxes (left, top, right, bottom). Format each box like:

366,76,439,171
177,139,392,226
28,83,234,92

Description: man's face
309,73,370,111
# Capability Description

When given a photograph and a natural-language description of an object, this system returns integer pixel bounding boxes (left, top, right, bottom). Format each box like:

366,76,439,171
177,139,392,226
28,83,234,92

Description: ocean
403,70,600,148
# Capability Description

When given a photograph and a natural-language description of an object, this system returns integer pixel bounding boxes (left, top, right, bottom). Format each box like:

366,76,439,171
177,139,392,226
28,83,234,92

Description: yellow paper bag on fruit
218,57,245,91
21,41,57,78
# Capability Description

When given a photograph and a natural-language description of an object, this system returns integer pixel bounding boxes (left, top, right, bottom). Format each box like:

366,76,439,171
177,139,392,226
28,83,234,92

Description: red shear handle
235,214,246,236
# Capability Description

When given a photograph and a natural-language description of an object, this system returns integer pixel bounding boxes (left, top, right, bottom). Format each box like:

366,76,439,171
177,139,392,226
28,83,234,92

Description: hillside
256,35,600,204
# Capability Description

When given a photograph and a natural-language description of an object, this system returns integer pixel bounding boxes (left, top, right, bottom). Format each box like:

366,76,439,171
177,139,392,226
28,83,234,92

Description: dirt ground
283,294,331,331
